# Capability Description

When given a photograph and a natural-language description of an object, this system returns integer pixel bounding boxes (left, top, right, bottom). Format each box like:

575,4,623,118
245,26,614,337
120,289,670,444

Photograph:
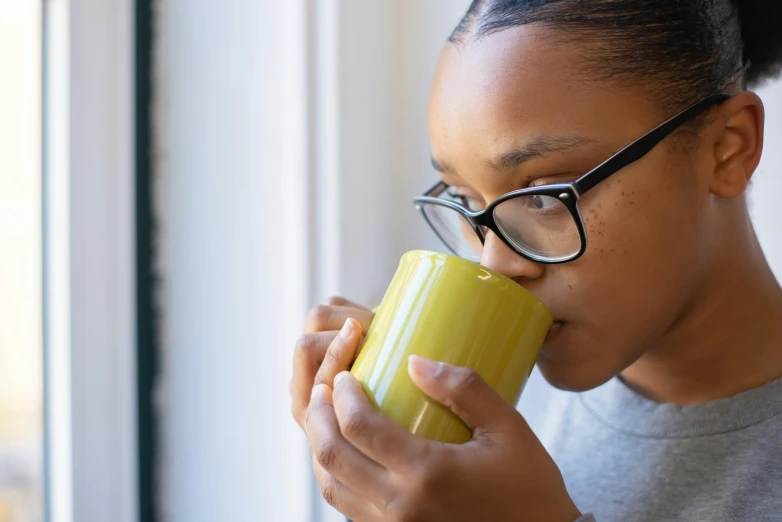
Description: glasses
414,93,730,264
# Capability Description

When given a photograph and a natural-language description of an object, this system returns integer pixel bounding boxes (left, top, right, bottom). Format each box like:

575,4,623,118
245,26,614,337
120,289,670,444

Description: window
0,2,44,521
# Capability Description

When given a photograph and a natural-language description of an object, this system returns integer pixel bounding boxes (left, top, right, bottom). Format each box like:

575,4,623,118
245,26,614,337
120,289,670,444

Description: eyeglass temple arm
573,93,731,196
415,180,448,200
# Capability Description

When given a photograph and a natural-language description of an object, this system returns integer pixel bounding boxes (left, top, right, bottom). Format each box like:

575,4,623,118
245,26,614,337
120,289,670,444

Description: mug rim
402,250,552,316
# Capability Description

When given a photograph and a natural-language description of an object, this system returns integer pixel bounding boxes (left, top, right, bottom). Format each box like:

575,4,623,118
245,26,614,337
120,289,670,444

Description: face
428,26,719,391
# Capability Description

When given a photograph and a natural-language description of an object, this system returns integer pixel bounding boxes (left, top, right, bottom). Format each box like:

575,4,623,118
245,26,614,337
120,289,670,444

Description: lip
544,320,564,344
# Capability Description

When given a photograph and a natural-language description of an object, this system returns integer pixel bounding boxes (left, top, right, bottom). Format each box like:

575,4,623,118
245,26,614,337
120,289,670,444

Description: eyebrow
431,135,597,176
487,135,597,171
430,156,454,174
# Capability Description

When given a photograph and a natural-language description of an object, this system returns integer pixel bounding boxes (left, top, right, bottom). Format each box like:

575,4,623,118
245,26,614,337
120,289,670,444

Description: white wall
154,1,780,521
752,80,782,279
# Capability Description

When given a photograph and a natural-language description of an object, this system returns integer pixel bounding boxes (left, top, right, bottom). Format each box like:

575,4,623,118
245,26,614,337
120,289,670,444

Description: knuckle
314,438,338,471
342,410,369,439
314,351,340,386
325,296,345,306
295,334,315,356
307,305,332,330
325,343,342,363
453,367,480,392
312,372,326,387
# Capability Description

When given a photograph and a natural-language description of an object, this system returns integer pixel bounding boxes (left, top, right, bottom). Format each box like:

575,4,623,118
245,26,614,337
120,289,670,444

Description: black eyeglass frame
414,93,731,264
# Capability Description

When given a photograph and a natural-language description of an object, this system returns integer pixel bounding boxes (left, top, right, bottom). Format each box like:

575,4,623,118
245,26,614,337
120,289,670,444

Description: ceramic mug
350,250,552,444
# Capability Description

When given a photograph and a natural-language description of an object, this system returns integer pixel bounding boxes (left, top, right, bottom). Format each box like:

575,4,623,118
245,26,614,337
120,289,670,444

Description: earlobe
710,92,765,199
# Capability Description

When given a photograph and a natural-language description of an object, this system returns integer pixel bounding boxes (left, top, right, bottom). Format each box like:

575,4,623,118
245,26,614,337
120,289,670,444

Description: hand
290,297,375,430
305,338,582,522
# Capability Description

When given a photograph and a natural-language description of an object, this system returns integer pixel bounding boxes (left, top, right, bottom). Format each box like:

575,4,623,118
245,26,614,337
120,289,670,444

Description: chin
536,354,617,393
536,324,629,392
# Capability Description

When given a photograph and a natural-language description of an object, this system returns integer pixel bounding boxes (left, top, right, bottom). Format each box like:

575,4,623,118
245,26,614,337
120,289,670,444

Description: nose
480,231,545,281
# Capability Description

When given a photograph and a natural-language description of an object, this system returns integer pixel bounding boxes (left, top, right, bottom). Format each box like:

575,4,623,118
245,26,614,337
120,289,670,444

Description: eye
519,194,569,215
446,188,485,212
529,194,559,211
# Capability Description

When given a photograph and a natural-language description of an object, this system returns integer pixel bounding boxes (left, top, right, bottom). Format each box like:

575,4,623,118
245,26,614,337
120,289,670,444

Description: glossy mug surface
350,250,552,444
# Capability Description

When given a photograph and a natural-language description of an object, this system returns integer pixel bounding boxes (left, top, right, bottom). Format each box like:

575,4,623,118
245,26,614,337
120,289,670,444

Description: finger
306,384,390,505
304,304,374,334
291,331,339,429
407,355,519,441
324,295,372,311
332,371,428,472
313,318,362,389
311,456,380,521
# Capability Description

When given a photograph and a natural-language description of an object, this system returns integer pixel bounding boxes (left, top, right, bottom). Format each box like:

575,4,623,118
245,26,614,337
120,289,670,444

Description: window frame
43,1,138,521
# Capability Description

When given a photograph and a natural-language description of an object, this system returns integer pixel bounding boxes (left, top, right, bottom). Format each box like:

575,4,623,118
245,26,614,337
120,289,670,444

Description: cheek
562,163,703,341
598,158,699,259
539,165,704,389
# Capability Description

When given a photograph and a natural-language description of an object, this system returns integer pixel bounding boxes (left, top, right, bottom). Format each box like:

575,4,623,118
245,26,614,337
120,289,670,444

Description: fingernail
340,318,354,339
334,372,346,387
408,355,441,378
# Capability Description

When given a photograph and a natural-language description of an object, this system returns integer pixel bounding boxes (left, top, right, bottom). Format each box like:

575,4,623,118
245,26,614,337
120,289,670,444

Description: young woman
290,1,782,520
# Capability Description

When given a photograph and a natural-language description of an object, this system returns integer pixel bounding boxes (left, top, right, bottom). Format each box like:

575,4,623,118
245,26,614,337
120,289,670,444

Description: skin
289,25,782,521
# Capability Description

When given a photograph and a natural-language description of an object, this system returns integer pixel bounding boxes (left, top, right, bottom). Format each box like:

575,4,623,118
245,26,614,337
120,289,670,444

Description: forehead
428,26,659,162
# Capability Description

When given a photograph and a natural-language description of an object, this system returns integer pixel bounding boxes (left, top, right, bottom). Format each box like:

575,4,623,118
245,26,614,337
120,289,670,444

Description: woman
290,1,782,520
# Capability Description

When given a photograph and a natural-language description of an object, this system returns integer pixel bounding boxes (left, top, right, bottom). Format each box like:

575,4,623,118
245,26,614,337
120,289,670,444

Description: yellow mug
350,250,552,444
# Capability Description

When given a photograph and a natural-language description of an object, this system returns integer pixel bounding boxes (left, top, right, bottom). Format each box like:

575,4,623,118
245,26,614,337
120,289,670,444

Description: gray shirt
518,369,782,522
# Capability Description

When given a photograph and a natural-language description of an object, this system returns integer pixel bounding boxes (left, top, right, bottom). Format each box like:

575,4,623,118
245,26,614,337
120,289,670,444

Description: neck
621,210,782,405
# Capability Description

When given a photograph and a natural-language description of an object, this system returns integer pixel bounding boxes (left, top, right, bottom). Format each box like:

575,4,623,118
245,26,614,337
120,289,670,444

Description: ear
710,92,765,199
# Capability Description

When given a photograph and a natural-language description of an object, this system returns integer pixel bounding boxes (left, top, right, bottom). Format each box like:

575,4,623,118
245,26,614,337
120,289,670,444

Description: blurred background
0,1,779,521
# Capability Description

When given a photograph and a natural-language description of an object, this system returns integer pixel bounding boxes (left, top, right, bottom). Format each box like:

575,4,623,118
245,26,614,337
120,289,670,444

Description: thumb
407,355,518,438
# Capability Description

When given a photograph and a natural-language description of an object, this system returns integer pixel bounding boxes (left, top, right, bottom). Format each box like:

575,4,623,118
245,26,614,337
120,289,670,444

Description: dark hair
450,0,782,111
